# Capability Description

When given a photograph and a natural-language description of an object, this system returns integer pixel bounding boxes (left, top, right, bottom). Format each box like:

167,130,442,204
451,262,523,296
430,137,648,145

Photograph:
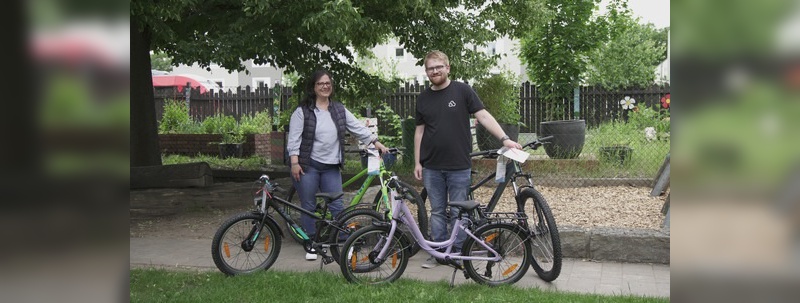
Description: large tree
131,0,548,166
583,12,668,89
518,0,618,120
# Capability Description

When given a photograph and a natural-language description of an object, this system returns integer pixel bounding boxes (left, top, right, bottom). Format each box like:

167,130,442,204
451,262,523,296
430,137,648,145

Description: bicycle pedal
322,256,335,265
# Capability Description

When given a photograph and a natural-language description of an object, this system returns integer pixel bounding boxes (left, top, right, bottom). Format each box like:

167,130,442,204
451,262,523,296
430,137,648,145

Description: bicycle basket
360,152,396,170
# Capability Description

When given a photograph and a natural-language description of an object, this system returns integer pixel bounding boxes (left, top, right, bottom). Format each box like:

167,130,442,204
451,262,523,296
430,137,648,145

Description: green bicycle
283,148,430,252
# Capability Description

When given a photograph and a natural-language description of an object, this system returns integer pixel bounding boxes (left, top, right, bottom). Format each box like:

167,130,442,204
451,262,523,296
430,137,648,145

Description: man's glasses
315,81,332,87
425,65,447,73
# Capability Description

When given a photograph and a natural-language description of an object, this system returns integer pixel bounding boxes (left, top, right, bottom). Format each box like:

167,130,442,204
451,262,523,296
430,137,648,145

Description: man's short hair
424,50,449,66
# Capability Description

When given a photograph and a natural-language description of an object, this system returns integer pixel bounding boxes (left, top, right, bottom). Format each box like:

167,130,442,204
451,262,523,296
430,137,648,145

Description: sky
599,0,670,28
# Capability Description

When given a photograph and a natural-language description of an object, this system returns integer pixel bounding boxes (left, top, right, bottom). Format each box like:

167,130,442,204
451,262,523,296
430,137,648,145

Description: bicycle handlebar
358,147,401,157
469,136,554,159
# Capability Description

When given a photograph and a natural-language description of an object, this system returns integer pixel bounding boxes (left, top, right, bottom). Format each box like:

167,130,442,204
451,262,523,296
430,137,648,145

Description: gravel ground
131,184,667,239
471,185,667,229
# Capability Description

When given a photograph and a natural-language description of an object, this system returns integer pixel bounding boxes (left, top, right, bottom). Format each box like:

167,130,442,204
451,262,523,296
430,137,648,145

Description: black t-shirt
415,81,484,170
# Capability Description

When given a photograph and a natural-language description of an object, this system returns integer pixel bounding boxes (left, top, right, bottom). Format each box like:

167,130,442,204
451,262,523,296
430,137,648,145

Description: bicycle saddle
315,192,344,201
447,200,480,212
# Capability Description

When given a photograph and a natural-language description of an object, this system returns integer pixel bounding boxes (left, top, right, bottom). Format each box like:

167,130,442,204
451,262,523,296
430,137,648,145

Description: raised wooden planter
159,134,265,157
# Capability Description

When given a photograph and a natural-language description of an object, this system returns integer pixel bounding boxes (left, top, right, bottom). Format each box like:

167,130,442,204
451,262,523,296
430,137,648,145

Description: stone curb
559,225,670,264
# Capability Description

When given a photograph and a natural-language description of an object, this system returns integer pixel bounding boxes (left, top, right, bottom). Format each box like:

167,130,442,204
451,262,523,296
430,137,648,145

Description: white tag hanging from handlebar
367,147,380,175
499,147,529,163
495,153,507,183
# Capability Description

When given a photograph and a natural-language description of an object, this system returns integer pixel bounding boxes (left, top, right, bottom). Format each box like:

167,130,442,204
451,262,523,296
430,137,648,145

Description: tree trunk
130,18,162,167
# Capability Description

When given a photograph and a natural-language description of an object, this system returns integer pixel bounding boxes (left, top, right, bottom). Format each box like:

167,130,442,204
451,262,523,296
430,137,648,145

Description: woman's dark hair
300,70,334,107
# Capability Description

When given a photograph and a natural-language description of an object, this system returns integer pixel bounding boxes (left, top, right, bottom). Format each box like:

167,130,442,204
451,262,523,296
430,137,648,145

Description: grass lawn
131,268,668,303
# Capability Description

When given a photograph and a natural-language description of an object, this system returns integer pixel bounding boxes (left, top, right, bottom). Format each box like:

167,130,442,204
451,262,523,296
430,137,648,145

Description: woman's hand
291,163,304,181
373,141,389,155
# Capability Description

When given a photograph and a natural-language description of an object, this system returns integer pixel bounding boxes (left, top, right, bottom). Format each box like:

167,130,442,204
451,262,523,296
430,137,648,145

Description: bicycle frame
374,183,502,263
469,160,535,213
257,178,337,242
339,153,398,218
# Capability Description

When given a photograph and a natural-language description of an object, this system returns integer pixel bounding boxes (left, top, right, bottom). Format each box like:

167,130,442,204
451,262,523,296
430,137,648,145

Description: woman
286,70,388,261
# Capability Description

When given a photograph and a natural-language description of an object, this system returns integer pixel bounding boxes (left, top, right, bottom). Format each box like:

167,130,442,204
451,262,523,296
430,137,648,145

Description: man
414,50,522,269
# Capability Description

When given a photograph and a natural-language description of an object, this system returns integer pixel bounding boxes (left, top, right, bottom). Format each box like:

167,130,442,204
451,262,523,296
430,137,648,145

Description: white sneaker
421,256,439,269
305,252,318,261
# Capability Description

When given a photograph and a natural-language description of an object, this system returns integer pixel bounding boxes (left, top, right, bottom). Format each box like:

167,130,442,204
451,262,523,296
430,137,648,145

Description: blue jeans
292,160,344,238
422,168,471,251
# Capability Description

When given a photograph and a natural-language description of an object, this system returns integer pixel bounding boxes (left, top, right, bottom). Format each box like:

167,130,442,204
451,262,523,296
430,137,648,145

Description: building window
487,43,496,56
252,77,271,91
395,48,404,59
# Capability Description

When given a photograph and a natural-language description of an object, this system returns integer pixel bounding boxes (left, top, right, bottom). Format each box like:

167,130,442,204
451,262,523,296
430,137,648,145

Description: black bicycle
420,136,562,282
211,175,384,275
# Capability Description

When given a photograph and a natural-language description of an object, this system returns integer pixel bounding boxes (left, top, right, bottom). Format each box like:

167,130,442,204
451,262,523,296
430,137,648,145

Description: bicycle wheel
282,185,306,244
339,225,409,284
329,208,383,264
462,223,531,286
211,212,282,276
519,188,562,282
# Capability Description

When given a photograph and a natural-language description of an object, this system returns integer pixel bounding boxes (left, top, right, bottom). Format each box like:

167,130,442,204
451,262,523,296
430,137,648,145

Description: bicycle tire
328,208,383,264
339,225,410,284
462,223,531,286
211,212,282,276
519,188,562,282
282,185,306,244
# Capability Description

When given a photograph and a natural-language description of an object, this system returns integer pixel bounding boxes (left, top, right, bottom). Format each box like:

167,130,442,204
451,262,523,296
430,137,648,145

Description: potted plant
599,143,633,166
218,129,245,158
537,85,586,159
473,72,522,150
539,119,586,159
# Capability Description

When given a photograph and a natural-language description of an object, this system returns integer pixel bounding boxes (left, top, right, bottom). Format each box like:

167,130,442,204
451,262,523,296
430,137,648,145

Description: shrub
472,72,521,125
159,99,201,134
375,104,402,147
240,110,271,134
202,113,237,134
629,106,670,138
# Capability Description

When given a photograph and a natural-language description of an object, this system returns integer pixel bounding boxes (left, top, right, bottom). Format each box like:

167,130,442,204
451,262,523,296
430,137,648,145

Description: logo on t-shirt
448,100,456,107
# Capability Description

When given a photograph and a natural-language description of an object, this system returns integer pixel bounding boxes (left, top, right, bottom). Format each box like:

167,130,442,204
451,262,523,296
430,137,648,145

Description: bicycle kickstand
449,267,470,287
449,268,458,287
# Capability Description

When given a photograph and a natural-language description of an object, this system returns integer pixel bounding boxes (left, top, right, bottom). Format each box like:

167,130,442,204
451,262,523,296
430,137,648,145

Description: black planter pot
539,120,586,159
600,146,633,166
476,123,520,151
219,143,243,159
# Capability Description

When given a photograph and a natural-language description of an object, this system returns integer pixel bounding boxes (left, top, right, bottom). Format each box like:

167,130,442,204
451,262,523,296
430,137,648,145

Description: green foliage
150,50,173,72
584,11,667,89
274,103,296,132
239,111,271,134
162,154,267,171
519,0,620,120
201,113,244,143
133,0,552,111
472,71,521,125
158,99,201,134
374,104,402,148
202,113,237,135
629,106,670,136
